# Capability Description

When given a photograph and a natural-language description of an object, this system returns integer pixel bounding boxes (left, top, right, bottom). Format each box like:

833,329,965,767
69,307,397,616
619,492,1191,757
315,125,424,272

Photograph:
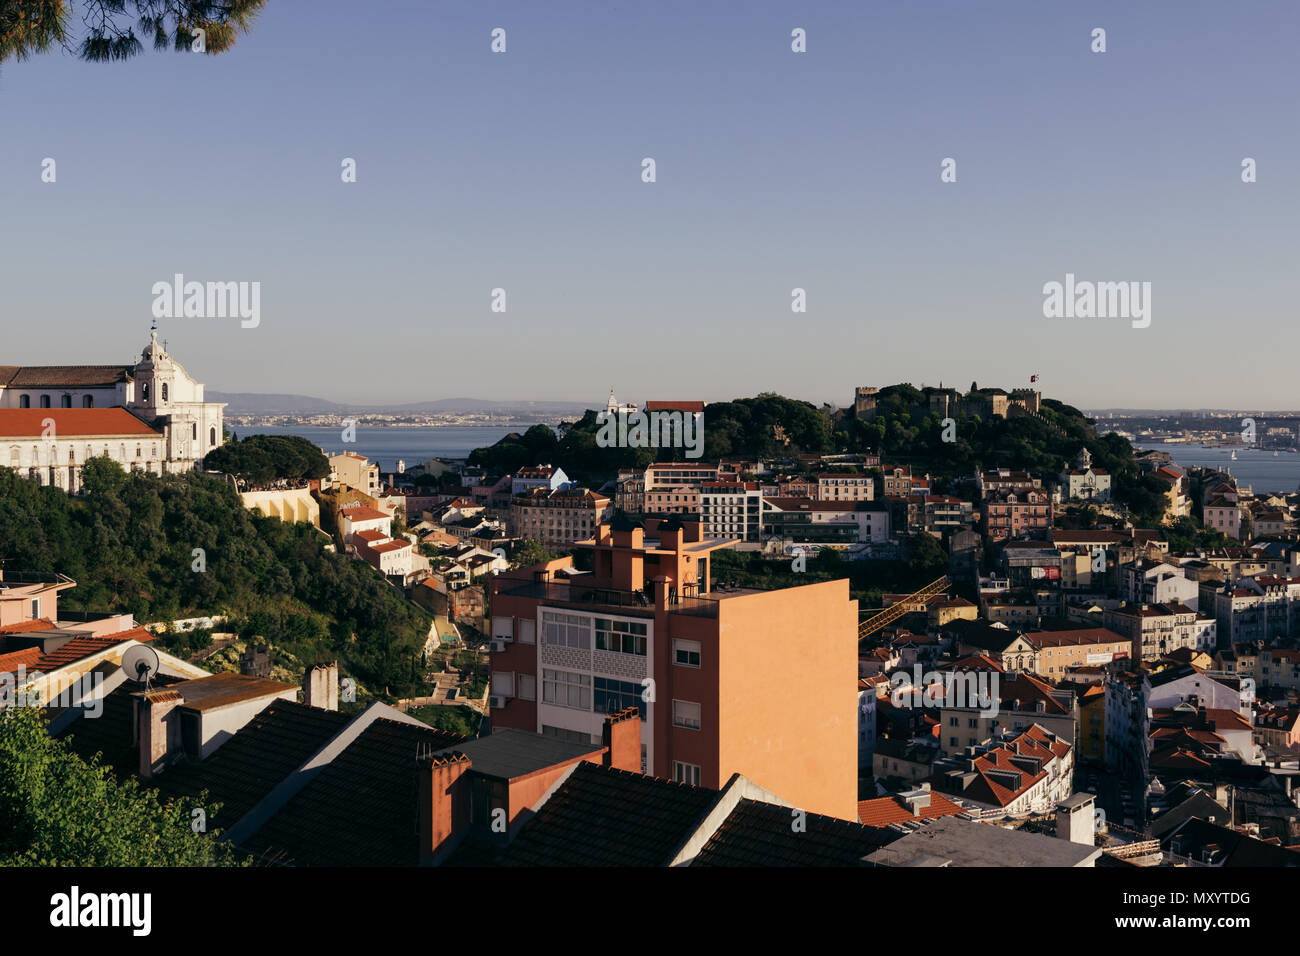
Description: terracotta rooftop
857,791,966,827
0,408,162,438
341,505,389,522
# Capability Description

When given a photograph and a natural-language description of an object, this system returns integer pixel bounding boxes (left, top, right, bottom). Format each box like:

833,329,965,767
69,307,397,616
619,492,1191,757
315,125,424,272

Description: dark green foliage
0,705,241,866
1164,516,1235,553
203,434,329,485
0,464,430,699
512,538,566,568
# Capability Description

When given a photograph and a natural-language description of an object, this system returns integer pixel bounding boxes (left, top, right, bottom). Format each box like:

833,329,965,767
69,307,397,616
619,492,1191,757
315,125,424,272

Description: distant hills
209,392,590,417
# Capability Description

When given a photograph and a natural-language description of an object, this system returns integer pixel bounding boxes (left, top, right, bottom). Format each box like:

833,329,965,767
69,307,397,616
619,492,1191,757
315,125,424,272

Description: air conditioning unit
490,640,506,653
489,694,506,709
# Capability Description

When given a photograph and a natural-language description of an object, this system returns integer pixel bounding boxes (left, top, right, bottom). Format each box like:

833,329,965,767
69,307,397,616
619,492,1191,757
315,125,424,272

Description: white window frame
673,639,701,668
517,673,536,701
672,761,701,786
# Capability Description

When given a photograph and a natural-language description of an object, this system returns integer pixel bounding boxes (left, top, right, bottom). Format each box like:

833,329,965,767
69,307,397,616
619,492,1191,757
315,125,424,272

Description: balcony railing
495,578,723,617
0,571,75,587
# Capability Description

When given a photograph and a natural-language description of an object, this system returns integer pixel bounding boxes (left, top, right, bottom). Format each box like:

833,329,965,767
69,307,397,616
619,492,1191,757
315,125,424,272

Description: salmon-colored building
487,516,859,820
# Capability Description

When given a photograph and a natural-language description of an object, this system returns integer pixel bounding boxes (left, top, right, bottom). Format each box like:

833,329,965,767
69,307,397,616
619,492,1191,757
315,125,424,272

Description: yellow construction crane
857,575,950,642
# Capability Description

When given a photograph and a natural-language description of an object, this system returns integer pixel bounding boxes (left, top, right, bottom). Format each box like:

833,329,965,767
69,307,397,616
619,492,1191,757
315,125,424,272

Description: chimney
899,786,931,817
602,706,642,773
659,522,683,553
652,575,670,612
137,690,184,779
304,662,339,711
417,751,471,864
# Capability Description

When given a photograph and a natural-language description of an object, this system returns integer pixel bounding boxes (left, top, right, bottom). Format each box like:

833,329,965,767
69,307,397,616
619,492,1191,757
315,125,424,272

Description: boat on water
1230,450,1238,460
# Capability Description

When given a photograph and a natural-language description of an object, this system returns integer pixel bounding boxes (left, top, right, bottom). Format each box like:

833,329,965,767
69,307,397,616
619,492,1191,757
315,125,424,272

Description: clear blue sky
2,0,1297,410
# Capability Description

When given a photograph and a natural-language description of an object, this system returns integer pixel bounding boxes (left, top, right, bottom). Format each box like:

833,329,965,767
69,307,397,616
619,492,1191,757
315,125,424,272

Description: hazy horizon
4,0,1297,408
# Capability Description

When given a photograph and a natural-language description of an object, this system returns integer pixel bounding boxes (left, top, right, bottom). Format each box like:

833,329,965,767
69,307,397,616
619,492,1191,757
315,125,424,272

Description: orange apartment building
487,515,859,820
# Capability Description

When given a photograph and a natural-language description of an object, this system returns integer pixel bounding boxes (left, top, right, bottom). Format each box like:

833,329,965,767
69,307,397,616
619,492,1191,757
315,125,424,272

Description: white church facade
0,330,225,492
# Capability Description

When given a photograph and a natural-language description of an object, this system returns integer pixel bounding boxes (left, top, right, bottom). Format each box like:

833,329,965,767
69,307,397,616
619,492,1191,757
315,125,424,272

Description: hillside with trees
0,460,430,699
467,386,1161,520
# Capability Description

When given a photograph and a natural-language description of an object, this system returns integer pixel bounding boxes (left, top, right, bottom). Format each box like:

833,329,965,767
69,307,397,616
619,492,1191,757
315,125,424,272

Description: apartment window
518,619,536,644
517,673,536,701
542,669,590,710
30,598,40,618
161,383,168,402
492,672,515,697
19,395,29,408
594,617,646,656
542,611,591,650
40,395,50,408
594,676,647,718
60,394,71,408
82,395,93,407
672,761,701,786
542,724,591,745
674,639,701,668
673,699,701,730
491,616,514,642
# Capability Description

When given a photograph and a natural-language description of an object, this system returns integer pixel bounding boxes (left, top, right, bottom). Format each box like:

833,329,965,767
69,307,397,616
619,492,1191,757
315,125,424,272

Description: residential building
760,497,890,552
982,489,1052,542
937,672,1077,751
510,487,612,548
1204,496,1243,540
644,484,700,517
1120,559,1199,610
929,725,1075,818
487,516,860,820
699,481,762,543
329,452,381,496
511,464,571,496
976,469,1042,499
1102,602,1218,661
882,465,927,497
817,473,874,502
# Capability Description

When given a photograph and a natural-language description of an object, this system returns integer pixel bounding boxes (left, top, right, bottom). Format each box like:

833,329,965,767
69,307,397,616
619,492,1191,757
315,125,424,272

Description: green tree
1,0,264,66
79,455,126,497
512,538,562,568
0,705,242,866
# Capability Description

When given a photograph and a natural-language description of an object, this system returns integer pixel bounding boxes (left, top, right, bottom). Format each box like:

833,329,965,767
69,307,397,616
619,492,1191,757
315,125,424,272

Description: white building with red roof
0,330,225,491
931,724,1074,818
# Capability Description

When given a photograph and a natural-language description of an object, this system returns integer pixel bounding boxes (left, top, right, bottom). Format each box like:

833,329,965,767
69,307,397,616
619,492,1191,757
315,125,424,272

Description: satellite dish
121,644,160,685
